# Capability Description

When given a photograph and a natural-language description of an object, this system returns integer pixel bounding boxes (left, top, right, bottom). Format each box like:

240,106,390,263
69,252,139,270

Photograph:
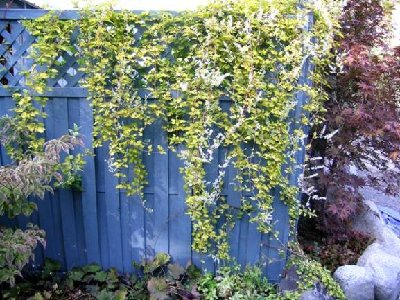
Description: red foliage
309,0,400,238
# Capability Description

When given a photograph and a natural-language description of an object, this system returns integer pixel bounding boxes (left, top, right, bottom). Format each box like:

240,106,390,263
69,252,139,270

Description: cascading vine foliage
15,0,338,260
6,14,75,160
6,14,85,188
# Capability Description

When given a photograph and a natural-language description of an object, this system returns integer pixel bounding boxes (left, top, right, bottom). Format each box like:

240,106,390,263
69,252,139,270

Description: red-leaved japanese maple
304,0,400,249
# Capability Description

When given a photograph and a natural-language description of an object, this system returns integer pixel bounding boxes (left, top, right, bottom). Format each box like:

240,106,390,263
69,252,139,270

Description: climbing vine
5,13,85,190
14,0,338,260
77,8,156,197
9,13,75,160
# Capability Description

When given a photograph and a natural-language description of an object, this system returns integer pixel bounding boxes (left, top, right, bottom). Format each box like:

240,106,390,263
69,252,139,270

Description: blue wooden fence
0,9,312,282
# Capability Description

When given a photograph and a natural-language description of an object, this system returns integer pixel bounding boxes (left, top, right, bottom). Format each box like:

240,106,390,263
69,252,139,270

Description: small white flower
179,82,188,91
106,156,117,173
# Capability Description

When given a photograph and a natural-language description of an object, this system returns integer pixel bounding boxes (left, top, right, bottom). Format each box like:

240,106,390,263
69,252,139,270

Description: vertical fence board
43,99,65,265
228,209,241,261
264,190,289,283
104,156,124,270
53,98,79,269
79,98,101,264
226,158,242,207
168,148,192,266
153,119,169,255
67,98,87,266
144,193,155,259
237,215,249,266
143,123,155,259
97,191,110,268
29,100,46,266
59,189,78,269
120,192,133,273
73,192,87,266
95,146,106,193
130,194,145,268
246,219,262,266
34,101,55,260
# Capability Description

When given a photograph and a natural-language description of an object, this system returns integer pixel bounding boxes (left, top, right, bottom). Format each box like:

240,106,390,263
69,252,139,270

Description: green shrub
0,120,83,286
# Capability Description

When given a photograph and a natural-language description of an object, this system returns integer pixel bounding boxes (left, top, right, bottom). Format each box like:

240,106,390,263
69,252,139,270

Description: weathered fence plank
54,97,80,269
168,147,192,267
44,99,65,264
153,119,170,255
79,98,101,265
104,143,124,270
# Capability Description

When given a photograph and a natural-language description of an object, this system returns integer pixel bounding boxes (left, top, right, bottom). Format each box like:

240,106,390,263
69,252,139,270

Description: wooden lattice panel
0,20,83,88
0,20,32,86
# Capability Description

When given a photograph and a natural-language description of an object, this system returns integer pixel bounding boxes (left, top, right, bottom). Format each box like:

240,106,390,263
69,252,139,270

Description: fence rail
0,9,311,282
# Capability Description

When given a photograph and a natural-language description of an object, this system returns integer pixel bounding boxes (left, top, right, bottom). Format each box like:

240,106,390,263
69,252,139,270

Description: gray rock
359,184,400,217
375,224,400,258
299,290,326,300
357,243,400,300
299,290,334,300
352,200,386,238
279,265,299,292
333,265,374,300
299,283,335,300
353,200,400,258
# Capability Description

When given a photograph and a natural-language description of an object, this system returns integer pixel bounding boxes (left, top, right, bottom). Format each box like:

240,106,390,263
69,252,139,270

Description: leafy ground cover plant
1,252,344,300
284,257,345,300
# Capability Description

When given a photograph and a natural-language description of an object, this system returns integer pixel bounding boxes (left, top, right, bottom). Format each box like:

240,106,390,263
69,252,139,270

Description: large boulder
352,200,386,237
375,224,400,258
333,265,374,300
357,243,400,300
352,200,400,258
